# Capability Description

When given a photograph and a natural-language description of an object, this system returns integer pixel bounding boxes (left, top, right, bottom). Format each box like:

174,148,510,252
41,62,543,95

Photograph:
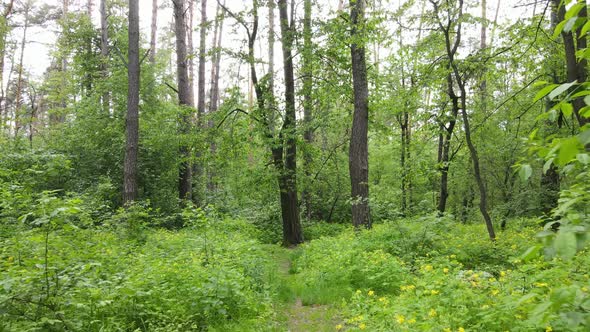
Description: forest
0,0,589,330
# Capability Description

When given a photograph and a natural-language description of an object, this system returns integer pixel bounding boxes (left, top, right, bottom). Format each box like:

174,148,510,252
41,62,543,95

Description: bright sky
17,0,532,82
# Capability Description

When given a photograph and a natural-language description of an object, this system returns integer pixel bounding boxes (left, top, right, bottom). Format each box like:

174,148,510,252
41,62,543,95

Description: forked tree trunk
349,0,371,228
123,0,140,204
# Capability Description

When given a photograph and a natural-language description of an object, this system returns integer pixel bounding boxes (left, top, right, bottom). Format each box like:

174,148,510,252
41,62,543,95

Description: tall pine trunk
302,0,314,220
349,0,371,228
174,0,193,201
123,0,140,204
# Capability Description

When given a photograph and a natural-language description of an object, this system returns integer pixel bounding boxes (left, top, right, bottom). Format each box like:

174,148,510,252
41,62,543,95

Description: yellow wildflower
424,265,434,272
431,289,440,295
368,290,374,296
534,282,549,288
395,314,405,324
500,271,506,277
489,277,497,282
428,309,437,317
356,289,362,295
582,287,588,292
545,326,552,332
450,254,457,259
443,268,449,274
443,328,452,332
359,323,366,330
335,324,343,330
458,328,465,332
511,244,517,250
491,289,500,296
408,318,416,324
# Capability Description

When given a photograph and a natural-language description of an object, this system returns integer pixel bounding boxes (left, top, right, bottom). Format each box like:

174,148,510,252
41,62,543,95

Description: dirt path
277,250,340,332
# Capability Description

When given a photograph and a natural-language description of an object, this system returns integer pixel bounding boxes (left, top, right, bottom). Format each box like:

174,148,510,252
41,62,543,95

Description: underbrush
0,212,279,331
289,217,590,331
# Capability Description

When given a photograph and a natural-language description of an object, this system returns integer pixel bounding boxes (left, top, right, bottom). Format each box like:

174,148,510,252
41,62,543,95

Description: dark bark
437,73,458,215
555,0,589,127
174,0,194,201
123,0,140,204
349,0,371,228
302,0,313,220
432,0,495,239
278,0,303,244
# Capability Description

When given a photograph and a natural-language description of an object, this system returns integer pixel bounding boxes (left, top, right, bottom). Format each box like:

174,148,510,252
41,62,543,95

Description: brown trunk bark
349,0,370,228
437,73,458,215
123,0,140,204
174,0,193,201
555,0,589,127
278,0,303,244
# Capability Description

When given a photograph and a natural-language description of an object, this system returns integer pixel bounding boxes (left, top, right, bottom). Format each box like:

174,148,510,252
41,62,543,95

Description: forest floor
274,248,341,332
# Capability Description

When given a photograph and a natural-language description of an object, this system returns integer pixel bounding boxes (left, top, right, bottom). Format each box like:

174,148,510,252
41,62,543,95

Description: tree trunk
302,0,313,220
123,0,140,204
174,0,193,201
192,0,207,204
437,73,458,215
100,0,109,114
278,0,303,244
0,0,14,131
207,0,224,192
555,0,589,127
14,2,29,138
149,0,157,64
349,0,370,228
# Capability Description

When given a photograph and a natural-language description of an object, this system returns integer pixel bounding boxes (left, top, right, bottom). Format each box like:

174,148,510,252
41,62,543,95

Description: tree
301,0,314,220
349,0,371,228
219,0,302,245
431,0,495,240
174,0,194,201
278,0,303,244
123,0,140,204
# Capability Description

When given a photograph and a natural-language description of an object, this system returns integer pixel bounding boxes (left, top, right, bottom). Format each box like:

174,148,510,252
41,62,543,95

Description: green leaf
549,81,576,100
543,158,554,174
564,17,578,33
557,137,581,165
581,19,590,36
577,153,590,164
565,3,585,20
519,164,532,182
520,245,542,262
554,19,567,39
533,84,558,102
561,102,574,117
555,231,578,259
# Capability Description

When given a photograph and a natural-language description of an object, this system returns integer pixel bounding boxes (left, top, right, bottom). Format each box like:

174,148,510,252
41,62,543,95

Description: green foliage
0,210,278,331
